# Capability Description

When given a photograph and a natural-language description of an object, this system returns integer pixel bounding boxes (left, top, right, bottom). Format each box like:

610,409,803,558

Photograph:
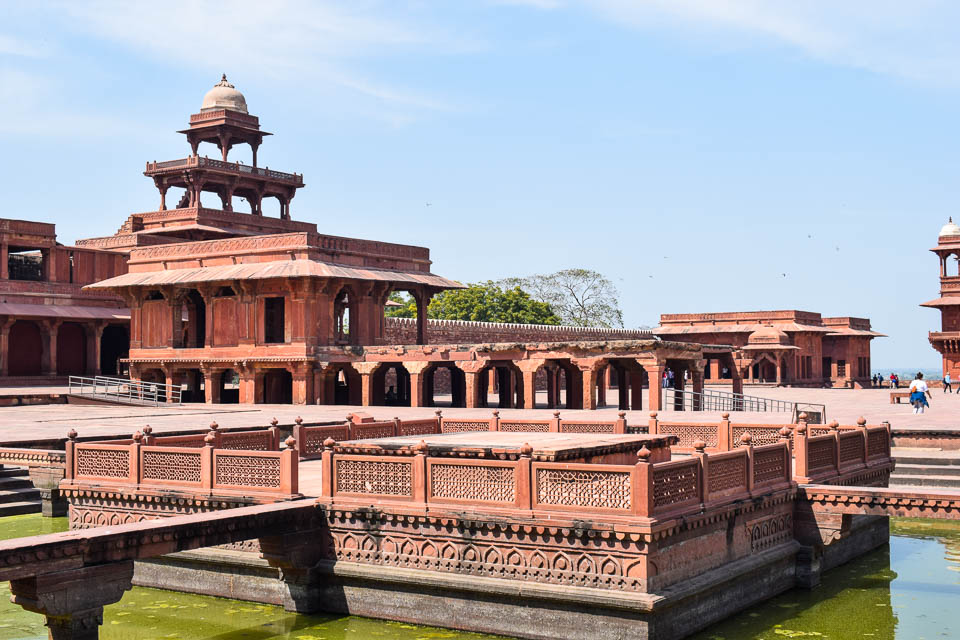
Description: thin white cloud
46,0,476,115
0,34,51,58
577,0,960,86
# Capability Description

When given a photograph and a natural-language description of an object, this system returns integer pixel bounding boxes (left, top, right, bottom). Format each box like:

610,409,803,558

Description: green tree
385,283,561,325
499,269,624,328
384,291,417,318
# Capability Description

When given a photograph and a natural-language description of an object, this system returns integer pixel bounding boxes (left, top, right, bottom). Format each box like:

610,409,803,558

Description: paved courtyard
0,384,955,446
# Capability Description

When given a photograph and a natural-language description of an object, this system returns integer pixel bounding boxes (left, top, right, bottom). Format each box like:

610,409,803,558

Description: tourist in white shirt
909,373,931,414
944,373,954,394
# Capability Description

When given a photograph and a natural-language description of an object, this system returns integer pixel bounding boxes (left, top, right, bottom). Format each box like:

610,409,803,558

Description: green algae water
2,515,960,639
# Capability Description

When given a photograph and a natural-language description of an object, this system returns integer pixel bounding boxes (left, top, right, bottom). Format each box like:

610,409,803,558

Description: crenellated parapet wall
384,317,653,345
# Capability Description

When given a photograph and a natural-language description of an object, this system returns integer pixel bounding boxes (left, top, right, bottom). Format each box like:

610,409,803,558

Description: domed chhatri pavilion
921,217,960,379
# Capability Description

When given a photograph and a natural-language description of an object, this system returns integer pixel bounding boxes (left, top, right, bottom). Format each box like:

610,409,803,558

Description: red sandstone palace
0,77,884,404
922,218,960,379
655,310,883,388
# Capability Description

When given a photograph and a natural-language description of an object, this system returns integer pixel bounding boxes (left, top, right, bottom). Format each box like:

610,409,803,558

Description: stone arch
423,362,466,408
56,322,87,376
372,362,411,406
179,289,206,348
324,363,361,405
7,320,42,376
541,359,583,410
750,353,777,383
478,360,524,409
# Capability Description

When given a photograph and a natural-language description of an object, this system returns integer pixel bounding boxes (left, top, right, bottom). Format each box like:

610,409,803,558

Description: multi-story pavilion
86,77,710,408
922,218,960,379
656,310,883,388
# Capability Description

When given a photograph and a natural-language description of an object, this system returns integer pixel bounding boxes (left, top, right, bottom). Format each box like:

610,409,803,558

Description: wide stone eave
82,259,464,291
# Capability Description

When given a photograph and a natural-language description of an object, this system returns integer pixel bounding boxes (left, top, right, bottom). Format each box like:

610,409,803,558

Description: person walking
872,374,878,388
878,374,884,388
944,373,953,394
909,373,932,414
891,373,898,389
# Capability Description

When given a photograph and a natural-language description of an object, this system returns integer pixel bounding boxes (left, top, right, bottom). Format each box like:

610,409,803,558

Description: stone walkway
0,385,955,445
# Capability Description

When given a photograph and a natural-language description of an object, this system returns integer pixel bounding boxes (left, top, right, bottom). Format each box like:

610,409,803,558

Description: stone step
0,487,40,505
0,500,41,517
0,468,29,478
0,476,32,491
893,455,960,467
892,463,960,477
889,474,960,489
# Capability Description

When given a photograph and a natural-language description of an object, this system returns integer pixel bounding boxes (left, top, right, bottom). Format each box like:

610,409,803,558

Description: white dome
939,217,960,237
200,74,247,114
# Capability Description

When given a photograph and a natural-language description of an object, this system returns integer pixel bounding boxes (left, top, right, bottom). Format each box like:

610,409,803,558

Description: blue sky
1,1,958,368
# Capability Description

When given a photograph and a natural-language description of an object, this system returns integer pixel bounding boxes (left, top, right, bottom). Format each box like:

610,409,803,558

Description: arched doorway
263,369,293,404
56,322,87,376
180,290,206,347
479,362,523,409
333,287,355,345
372,363,410,406
99,325,129,377
8,321,42,376
324,364,360,405
542,360,582,410
424,364,465,408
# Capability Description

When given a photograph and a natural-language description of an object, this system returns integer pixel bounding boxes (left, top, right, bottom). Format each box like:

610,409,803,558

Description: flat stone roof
334,431,676,461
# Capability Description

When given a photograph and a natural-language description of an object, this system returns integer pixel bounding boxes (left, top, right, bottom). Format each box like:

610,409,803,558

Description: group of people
871,373,901,388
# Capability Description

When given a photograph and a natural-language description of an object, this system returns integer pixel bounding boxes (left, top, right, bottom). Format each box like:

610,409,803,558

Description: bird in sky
426,203,432,207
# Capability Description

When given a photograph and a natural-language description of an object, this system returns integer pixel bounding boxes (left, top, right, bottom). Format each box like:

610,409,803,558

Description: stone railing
98,423,281,451
294,412,628,459
316,437,792,520
0,448,65,468
64,430,298,498
144,156,302,183
649,413,887,453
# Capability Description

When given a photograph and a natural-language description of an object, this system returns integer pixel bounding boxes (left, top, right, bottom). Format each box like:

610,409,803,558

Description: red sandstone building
0,219,129,382
655,310,883,388
922,218,960,379
76,77,700,409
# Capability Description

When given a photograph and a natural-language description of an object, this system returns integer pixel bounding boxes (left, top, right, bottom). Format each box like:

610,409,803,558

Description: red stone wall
384,317,652,345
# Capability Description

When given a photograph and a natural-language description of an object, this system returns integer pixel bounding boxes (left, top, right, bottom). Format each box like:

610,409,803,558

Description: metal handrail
662,387,825,422
68,376,182,406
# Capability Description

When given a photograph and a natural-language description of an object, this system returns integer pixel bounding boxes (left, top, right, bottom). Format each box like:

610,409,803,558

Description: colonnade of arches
1,320,129,378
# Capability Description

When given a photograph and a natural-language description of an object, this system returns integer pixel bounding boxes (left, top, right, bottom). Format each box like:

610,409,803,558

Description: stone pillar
168,296,182,348
85,323,104,377
691,365,704,411
518,361,541,409
642,363,664,412
42,320,61,376
9,561,134,640
413,289,430,345
201,290,215,348
202,367,220,404
354,362,380,407
29,466,67,517
313,363,327,405
162,365,176,403
406,361,430,408
573,359,603,411
628,368,644,410
0,318,13,377
290,365,311,405
0,242,7,280
775,357,783,386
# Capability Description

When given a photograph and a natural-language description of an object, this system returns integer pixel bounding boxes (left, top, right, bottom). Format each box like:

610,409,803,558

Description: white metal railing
661,387,825,423
68,376,182,406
